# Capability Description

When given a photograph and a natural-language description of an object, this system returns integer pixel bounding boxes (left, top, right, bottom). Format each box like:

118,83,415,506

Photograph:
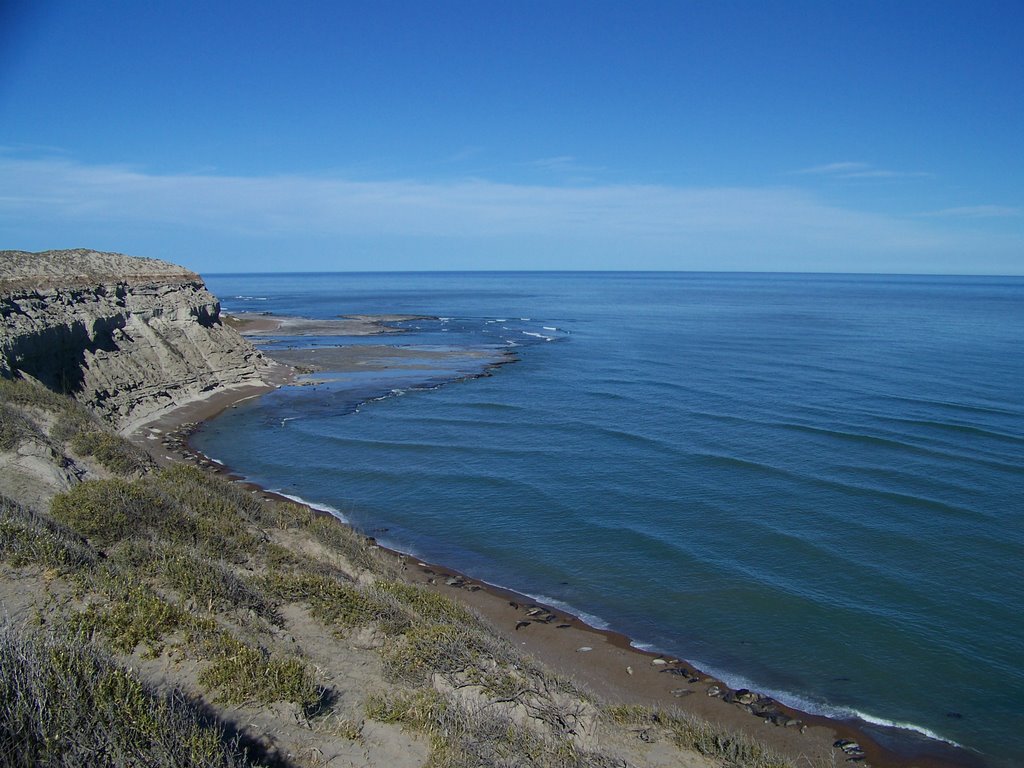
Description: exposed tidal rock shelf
0,249,279,431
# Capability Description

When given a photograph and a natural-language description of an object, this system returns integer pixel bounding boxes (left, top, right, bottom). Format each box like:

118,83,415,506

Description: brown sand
225,312,430,338
125,341,980,768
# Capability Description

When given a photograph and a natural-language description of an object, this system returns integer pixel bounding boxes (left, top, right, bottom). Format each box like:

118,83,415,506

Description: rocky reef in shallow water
0,248,274,430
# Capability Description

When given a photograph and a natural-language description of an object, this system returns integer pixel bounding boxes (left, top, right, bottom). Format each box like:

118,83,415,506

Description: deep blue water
195,272,1024,766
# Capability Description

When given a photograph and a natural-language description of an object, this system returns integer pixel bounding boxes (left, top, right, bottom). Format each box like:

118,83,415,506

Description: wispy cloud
522,155,607,180
791,161,932,180
527,155,577,170
0,155,897,238
438,146,486,164
792,161,870,175
1,154,1021,272
917,205,1023,219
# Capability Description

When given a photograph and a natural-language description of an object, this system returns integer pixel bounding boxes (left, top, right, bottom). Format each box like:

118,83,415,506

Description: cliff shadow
5,317,124,396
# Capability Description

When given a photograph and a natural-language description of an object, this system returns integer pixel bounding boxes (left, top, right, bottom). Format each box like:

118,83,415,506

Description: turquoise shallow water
196,272,1024,766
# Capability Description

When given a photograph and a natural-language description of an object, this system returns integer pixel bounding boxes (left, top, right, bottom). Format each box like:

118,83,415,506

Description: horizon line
200,268,1024,279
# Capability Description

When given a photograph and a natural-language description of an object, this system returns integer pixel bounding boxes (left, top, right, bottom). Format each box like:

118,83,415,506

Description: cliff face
1,249,274,430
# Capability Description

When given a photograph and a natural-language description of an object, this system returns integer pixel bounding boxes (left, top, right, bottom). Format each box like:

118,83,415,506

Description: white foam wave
233,295,268,300
629,640,660,653
675,660,962,747
522,331,553,340
850,710,962,746
273,492,348,522
257,506,957,753
543,326,557,331
519,593,612,631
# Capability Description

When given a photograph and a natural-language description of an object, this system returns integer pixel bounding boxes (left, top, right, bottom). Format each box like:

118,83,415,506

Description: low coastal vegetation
0,376,809,768
606,705,796,768
0,622,257,767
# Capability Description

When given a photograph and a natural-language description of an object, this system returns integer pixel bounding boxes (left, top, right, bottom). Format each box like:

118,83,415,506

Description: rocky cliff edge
1,249,280,431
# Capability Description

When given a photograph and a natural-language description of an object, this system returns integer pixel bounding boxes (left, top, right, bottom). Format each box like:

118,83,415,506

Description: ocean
194,272,1024,766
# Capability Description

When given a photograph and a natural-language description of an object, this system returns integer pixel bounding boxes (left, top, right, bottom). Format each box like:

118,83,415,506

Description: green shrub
365,688,444,729
50,479,175,548
0,377,96,443
105,537,160,571
0,377,77,413
150,465,260,561
261,501,314,530
604,704,797,768
50,409,94,443
380,623,490,685
262,572,408,633
262,541,303,570
198,635,321,713
670,715,795,768
71,570,184,654
157,548,279,624
191,515,258,564
154,464,264,525
0,402,41,450
376,580,477,627
303,514,383,573
0,621,257,767
0,496,96,572
604,703,655,726
367,689,610,768
70,430,152,475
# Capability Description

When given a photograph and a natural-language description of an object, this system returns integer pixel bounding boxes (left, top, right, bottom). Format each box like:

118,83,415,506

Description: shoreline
126,337,986,768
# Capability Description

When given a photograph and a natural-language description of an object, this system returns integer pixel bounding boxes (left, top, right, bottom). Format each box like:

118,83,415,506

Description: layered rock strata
1,249,276,430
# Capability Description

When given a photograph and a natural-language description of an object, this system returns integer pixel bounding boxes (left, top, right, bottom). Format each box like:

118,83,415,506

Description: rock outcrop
1,249,276,431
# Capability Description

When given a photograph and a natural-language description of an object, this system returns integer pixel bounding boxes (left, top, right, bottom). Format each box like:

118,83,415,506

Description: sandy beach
125,313,982,768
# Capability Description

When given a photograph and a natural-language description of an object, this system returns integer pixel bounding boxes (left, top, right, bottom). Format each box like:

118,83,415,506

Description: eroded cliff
1,249,277,431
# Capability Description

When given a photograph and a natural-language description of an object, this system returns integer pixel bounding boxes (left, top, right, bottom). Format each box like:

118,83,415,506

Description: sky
1,0,1023,274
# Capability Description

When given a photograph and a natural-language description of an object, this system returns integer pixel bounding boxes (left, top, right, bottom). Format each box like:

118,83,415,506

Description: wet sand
125,317,984,768
224,312,431,337
266,345,514,374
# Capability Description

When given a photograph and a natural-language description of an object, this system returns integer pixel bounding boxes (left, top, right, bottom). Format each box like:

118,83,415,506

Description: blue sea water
195,272,1024,766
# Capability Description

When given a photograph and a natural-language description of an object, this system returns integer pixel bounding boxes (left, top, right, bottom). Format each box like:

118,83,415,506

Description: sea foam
273,491,349,523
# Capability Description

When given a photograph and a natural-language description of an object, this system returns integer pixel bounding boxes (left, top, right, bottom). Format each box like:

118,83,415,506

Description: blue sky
2,1,1022,274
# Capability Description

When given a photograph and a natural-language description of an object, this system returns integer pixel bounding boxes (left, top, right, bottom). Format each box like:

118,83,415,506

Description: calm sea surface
195,272,1024,765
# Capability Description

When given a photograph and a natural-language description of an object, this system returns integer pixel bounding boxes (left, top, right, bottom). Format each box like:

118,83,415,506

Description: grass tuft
0,621,258,767
0,377,83,414
49,479,174,549
366,688,616,768
150,465,260,561
197,633,322,714
380,623,489,685
70,568,184,655
156,547,280,624
262,572,409,634
0,495,97,572
375,580,478,627
302,514,387,574
0,376,96,444
70,429,153,475
604,703,799,768
0,401,43,450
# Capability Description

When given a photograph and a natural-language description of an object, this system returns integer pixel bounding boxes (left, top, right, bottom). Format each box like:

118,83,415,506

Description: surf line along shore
123,316,980,768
